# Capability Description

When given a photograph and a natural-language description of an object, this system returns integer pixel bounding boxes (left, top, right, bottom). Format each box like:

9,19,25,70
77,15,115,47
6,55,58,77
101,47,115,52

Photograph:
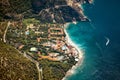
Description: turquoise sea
66,0,120,80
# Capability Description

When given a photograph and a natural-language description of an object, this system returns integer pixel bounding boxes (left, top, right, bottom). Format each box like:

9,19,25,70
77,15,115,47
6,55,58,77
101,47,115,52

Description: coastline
62,23,84,80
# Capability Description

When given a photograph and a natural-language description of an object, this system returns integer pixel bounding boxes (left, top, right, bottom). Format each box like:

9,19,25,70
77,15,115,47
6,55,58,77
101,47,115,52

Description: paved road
11,47,43,80
36,62,43,80
3,21,10,43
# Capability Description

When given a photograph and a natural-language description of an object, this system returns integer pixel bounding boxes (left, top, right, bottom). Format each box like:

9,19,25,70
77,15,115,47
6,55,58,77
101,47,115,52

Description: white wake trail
105,37,110,46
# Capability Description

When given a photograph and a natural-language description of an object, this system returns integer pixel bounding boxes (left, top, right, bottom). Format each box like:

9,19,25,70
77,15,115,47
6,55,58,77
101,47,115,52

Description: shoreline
62,23,84,80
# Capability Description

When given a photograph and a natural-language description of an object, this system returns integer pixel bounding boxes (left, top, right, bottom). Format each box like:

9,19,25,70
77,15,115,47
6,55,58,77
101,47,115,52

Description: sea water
66,0,120,80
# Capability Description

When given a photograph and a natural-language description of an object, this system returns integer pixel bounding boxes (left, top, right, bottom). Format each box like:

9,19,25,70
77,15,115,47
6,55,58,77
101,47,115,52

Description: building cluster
6,19,79,62
67,0,88,21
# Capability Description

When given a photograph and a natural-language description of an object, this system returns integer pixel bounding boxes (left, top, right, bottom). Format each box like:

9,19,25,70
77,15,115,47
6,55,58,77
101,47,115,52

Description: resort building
30,47,38,52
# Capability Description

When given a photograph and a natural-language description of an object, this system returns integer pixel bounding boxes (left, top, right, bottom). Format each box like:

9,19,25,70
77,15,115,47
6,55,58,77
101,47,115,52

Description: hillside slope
0,41,38,80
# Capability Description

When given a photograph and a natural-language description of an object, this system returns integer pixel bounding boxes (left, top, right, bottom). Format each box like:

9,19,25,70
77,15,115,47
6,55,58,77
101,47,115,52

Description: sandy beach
62,23,84,80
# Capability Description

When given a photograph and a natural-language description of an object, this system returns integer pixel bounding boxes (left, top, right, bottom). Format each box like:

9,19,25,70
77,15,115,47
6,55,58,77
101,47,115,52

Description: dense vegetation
0,0,32,20
0,0,67,20
0,0,81,23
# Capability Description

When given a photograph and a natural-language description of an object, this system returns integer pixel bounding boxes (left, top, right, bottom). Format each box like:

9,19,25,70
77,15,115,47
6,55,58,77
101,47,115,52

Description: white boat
72,18,77,24
73,21,77,24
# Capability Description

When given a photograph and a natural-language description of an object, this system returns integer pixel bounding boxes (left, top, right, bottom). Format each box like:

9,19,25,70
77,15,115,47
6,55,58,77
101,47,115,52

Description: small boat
72,18,77,24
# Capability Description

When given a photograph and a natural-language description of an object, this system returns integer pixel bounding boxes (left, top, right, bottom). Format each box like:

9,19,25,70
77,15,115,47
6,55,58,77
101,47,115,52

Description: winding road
3,21,10,43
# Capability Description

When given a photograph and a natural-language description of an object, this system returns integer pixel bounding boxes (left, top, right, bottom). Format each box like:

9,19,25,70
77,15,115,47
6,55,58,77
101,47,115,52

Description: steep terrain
0,0,86,23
